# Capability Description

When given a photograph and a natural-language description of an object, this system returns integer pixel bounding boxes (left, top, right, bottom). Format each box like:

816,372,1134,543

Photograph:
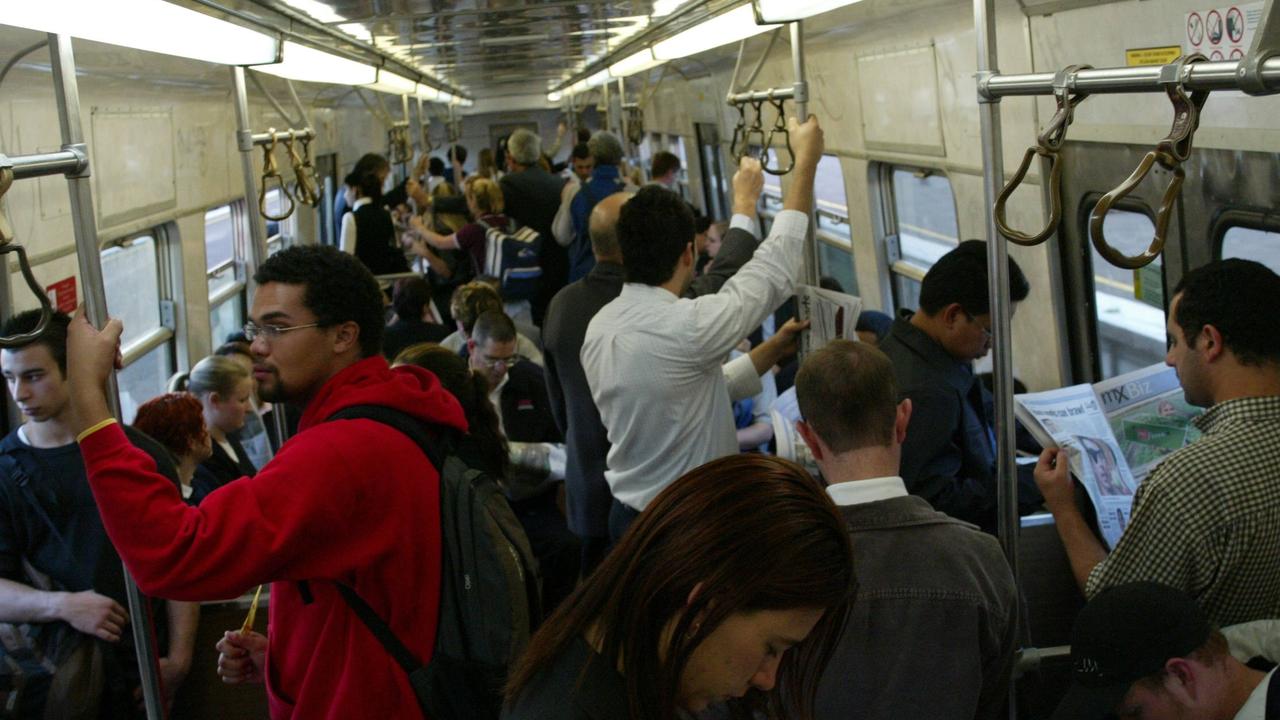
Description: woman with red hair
133,392,213,504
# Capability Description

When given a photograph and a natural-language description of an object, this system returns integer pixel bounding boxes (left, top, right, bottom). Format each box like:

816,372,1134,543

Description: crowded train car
2,0,1279,718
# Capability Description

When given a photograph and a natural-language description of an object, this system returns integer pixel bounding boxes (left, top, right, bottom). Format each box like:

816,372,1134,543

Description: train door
1058,142,1280,385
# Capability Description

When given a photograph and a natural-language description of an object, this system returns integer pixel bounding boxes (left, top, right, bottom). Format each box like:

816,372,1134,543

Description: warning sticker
1126,46,1184,66
1186,2,1264,61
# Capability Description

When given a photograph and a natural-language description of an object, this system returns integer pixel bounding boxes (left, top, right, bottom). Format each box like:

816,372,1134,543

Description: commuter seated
169,355,258,498
394,341,577,616
383,277,451,360
439,282,543,366
855,309,893,346
133,393,214,505
408,175,537,326
1036,259,1280,627
1051,582,1276,720
878,239,1041,532
794,340,1020,720
502,454,854,718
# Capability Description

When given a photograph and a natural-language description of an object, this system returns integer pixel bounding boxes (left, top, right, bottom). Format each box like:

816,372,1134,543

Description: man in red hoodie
65,245,467,719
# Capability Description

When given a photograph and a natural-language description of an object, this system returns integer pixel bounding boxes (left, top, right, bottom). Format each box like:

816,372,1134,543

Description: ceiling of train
257,0,732,99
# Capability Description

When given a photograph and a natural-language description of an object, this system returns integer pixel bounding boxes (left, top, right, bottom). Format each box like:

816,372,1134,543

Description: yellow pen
241,584,264,635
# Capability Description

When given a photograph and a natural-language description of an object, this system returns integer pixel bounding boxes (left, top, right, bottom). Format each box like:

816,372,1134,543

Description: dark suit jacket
193,435,258,502
541,225,761,537
501,166,568,323
382,318,451,361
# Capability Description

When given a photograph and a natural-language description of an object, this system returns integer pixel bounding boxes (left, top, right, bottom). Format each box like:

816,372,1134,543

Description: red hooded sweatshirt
79,356,467,719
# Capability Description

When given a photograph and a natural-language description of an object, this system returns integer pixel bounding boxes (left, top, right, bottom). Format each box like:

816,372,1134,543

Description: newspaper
771,402,820,478
1014,363,1202,548
796,285,861,357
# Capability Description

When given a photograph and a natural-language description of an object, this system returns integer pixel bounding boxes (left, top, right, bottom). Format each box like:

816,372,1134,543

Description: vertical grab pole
50,33,166,720
400,94,411,177
790,20,819,288
975,0,1021,678
618,78,630,158
232,66,291,449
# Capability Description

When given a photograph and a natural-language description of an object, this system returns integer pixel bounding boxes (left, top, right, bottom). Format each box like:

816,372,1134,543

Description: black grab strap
326,405,447,470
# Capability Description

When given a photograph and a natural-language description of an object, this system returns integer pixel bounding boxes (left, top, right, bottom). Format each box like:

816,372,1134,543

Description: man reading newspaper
1034,259,1280,627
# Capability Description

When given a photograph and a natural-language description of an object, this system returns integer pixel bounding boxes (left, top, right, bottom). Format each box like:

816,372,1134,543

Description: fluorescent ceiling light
652,0,695,17
278,0,343,23
587,70,609,87
754,0,865,22
459,98,475,108
416,85,440,101
438,91,456,104
609,49,662,78
363,69,417,95
3,0,278,65
255,41,377,85
547,91,563,102
653,5,780,60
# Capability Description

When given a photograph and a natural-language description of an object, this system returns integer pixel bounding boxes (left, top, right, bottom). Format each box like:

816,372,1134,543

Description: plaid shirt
1086,396,1280,626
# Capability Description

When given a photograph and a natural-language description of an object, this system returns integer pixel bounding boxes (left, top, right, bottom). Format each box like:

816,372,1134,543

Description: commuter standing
65,246,467,719
500,128,569,326
795,340,1020,720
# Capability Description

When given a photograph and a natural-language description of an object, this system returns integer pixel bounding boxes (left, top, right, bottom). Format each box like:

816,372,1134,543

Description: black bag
0,452,106,720
325,406,540,720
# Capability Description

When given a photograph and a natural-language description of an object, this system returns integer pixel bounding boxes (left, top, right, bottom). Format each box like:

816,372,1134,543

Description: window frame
205,201,249,348
874,162,960,311
1212,209,1280,265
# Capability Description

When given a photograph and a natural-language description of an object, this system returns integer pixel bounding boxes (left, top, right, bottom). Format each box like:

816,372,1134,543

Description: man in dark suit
500,128,567,326
541,157,769,573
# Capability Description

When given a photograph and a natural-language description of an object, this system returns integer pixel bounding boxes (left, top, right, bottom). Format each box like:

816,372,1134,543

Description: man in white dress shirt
581,115,823,541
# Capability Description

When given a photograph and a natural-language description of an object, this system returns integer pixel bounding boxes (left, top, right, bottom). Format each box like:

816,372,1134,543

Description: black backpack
325,406,540,720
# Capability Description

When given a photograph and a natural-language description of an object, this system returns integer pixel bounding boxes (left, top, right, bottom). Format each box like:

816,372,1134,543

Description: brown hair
450,282,503,335
505,454,854,720
392,343,509,478
795,339,898,454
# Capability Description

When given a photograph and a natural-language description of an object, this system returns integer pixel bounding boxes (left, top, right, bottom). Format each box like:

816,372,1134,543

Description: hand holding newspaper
1015,363,1202,548
796,285,862,357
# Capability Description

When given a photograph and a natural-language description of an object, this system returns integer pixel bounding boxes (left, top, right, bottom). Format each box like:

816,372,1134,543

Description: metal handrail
1089,55,1209,270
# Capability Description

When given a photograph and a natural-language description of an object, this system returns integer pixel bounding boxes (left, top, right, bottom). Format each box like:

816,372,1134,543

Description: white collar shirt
825,476,909,507
581,209,808,511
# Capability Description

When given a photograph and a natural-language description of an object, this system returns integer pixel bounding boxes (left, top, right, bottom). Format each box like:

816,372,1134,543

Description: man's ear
1199,324,1226,363
332,321,360,355
1161,657,1200,705
895,399,912,445
941,303,965,328
796,420,827,462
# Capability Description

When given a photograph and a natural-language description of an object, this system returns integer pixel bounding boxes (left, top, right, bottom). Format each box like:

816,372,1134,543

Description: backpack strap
320,405,451,706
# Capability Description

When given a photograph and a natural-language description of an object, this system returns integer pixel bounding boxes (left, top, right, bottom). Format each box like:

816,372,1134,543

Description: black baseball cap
1051,582,1212,720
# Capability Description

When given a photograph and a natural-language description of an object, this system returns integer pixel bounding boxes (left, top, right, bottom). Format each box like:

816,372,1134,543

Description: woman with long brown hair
503,454,855,720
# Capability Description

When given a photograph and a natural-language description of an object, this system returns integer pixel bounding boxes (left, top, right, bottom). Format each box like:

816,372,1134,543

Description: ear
895,399,912,444
332,321,361,355
796,421,827,462
1162,657,1199,705
941,303,966,328
1199,323,1226,362
683,241,695,268
466,338,477,355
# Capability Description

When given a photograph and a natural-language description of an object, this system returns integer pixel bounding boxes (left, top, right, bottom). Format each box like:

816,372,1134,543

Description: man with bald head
542,157,771,571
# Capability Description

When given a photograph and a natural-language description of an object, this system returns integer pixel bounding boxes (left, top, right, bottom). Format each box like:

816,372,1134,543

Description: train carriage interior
1,0,1279,717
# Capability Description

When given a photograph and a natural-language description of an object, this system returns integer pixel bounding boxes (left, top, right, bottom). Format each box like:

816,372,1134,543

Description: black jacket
541,225,761,538
501,167,568,323
353,203,410,276
192,434,257,502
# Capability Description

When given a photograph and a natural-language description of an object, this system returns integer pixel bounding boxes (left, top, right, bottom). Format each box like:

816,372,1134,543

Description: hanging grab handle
728,102,748,163
626,106,645,147
744,99,769,164
0,166,55,347
259,130,295,222
286,134,320,207
389,125,411,165
762,96,795,176
1089,54,1208,270
993,64,1091,246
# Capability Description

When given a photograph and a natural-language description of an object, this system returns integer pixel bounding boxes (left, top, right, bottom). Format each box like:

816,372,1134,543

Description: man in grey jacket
794,339,1021,720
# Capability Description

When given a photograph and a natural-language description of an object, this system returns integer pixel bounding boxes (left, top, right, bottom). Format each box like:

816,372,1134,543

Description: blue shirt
567,165,627,283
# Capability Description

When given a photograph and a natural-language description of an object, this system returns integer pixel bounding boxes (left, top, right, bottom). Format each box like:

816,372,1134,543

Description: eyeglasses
964,312,993,339
243,321,322,342
475,353,525,370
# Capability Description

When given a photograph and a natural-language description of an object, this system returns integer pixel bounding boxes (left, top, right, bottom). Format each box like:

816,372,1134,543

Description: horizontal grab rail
1,146,89,180
981,57,1280,98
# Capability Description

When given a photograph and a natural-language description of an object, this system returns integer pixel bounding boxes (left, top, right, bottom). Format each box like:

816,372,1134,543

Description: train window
1087,207,1166,379
102,234,174,422
206,203,247,348
263,188,297,256
880,165,959,310
1220,226,1280,275
814,155,856,294
760,149,783,230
